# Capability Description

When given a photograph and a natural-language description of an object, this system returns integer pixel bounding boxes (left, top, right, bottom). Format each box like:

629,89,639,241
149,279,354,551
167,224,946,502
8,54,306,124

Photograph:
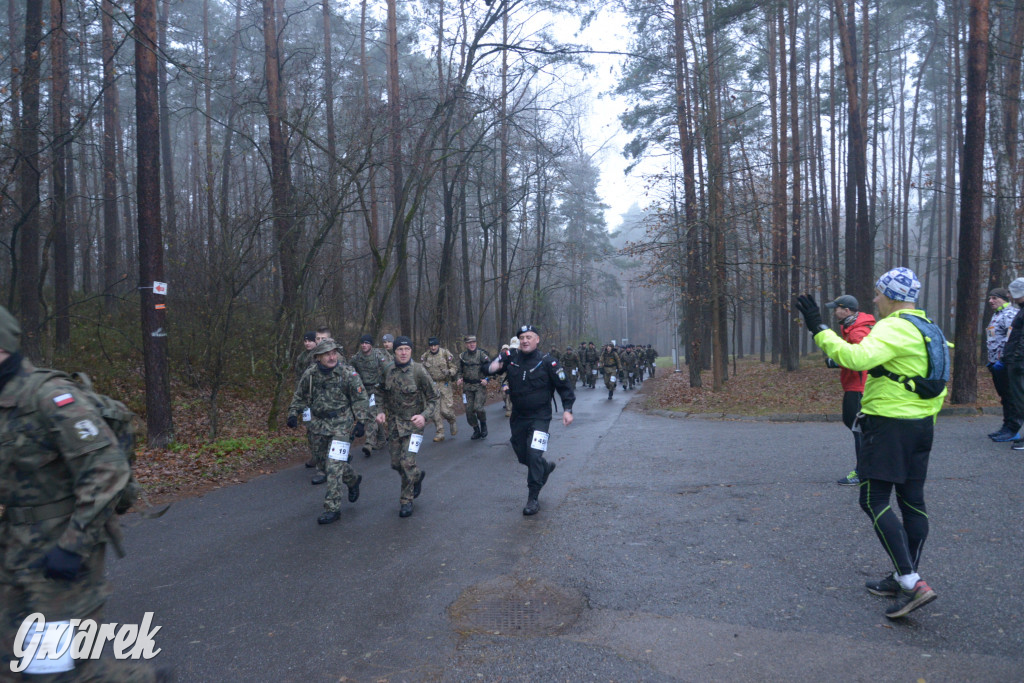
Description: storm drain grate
450,576,584,637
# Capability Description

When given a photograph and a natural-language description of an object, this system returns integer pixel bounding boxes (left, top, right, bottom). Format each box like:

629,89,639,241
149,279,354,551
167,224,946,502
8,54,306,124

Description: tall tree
951,0,990,403
16,0,43,356
134,0,173,446
51,0,71,350
102,0,120,311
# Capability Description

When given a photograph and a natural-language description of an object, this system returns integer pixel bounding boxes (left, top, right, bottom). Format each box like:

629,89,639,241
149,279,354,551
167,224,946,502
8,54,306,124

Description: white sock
896,572,920,590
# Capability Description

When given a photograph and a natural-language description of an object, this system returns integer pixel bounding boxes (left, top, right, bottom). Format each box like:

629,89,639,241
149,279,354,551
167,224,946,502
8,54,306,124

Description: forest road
107,385,1024,682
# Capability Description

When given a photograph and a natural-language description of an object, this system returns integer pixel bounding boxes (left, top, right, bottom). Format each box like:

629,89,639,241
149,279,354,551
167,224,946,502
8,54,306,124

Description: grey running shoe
1012,440,1024,450
885,580,936,619
837,470,860,486
865,573,900,597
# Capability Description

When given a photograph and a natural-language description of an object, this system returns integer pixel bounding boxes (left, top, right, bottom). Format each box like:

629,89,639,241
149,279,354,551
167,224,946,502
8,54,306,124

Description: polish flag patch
53,393,75,407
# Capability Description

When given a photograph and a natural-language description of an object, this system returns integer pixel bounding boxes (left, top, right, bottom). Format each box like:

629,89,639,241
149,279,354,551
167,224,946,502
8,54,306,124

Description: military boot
479,418,488,438
399,502,414,518
318,510,341,524
608,389,613,400
522,496,540,516
470,425,483,440
348,474,362,503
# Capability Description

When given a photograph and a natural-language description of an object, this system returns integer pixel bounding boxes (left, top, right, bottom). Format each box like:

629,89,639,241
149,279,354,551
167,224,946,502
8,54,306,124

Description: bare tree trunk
16,0,43,356
322,0,337,194
951,0,990,403
158,0,176,264
385,0,411,333
498,11,510,343
203,0,215,258
672,0,702,387
703,0,726,390
135,0,173,447
787,0,801,371
102,0,120,311
51,0,71,350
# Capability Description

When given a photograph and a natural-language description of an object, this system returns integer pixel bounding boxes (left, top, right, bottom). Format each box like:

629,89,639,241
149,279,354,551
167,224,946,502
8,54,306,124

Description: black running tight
858,478,928,576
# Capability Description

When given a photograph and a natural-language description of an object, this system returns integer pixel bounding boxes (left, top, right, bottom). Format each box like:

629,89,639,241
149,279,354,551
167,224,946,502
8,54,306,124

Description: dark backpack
23,369,141,514
868,313,951,399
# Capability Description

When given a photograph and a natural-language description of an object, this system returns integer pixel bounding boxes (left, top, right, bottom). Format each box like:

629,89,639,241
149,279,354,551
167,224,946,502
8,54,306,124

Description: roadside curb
646,405,997,423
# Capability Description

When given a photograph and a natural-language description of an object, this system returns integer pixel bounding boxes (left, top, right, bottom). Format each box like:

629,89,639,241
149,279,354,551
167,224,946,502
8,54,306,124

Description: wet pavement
107,380,1024,681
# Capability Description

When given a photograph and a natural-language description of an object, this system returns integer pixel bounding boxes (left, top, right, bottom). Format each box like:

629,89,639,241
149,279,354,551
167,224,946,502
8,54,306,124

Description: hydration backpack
868,313,951,399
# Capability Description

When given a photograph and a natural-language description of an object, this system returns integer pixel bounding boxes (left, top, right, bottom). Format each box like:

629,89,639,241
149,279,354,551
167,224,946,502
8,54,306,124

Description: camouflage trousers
463,383,487,427
603,369,618,393
364,389,387,450
2,553,159,682
567,368,579,390
306,424,321,474
387,432,424,505
431,382,456,435
503,391,513,416
313,433,360,513
583,364,597,387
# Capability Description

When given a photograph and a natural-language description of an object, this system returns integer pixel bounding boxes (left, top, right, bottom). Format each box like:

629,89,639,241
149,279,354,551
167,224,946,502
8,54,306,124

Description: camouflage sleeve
346,369,372,424
37,382,130,556
447,352,457,379
416,365,439,419
288,368,312,418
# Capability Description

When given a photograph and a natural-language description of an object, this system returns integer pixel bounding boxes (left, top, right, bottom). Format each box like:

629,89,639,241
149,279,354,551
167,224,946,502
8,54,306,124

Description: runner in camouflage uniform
601,344,623,399
458,335,491,440
378,337,438,518
350,334,393,457
583,342,600,388
0,306,162,682
420,337,458,441
288,339,370,525
561,345,580,390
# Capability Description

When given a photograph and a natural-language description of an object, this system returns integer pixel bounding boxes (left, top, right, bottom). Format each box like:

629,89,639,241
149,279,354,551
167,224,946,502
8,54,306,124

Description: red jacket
838,312,875,392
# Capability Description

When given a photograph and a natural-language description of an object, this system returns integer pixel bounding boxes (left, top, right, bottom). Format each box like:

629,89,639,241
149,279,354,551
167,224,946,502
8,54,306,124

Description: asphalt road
106,380,1024,682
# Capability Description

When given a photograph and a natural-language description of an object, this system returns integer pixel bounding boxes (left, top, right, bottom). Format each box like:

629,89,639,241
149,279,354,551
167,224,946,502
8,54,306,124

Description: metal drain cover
450,575,584,636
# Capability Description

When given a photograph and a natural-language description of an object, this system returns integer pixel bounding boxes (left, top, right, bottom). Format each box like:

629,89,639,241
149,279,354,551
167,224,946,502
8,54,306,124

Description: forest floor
644,354,1000,416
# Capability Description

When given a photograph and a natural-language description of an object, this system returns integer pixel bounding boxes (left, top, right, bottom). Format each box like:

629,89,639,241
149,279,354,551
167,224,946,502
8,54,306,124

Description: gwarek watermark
11,612,162,674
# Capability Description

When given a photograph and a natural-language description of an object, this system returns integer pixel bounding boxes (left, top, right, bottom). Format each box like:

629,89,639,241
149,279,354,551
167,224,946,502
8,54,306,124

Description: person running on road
824,295,875,486
796,267,946,619
486,325,575,516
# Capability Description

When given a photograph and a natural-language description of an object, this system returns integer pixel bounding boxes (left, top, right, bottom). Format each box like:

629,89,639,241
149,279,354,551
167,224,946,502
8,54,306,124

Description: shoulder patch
53,393,75,407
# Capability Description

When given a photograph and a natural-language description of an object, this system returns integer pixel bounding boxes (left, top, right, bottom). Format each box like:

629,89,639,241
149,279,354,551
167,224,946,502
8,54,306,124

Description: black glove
351,422,365,439
795,294,825,334
325,410,339,419
825,358,839,369
35,546,83,581
286,415,298,429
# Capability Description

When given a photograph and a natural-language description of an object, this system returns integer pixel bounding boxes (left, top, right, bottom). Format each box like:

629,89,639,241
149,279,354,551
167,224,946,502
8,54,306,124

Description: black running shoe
865,573,900,597
885,580,936,619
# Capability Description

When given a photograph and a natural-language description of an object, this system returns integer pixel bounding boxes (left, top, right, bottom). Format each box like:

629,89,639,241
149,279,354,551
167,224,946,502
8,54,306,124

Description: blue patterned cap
875,267,921,302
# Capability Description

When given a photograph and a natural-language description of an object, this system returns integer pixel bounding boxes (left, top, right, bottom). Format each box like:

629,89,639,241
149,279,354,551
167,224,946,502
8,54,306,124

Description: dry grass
646,354,1000,416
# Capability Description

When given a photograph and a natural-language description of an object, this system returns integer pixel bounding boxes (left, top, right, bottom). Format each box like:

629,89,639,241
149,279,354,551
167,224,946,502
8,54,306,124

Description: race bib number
462,394,467,404
329,440,351,461
369,394,376,407
530,430,549,452
408,434,423,453
17,620,75,674
592,369,597,375
571,369,577,376
610,375,617,383
302,408,312,422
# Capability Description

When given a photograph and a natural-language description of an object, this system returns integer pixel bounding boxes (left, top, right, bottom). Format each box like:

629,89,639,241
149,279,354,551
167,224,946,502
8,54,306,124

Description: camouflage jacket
294,348,314,381
349,348,393,390
583,347,600,364
289,362,372,437
620,350,637,371
601,349,623,372
561,350,580,372
0,357,130,570
647,348,658,363
381,362,439,438
420,348,458,383
458,348,491,383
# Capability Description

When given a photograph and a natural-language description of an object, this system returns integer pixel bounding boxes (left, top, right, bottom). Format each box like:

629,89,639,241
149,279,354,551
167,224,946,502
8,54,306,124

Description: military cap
0,306,21,353
464,334,477,343
359,334,374,345
517,324,539,337
428,336,440,346
313,338,343,356
382,334,394,343
303,330,316,342
394,336,412,350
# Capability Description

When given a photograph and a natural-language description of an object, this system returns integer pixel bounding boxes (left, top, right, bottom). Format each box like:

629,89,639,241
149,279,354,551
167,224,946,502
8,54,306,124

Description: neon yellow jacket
814,309,946,419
